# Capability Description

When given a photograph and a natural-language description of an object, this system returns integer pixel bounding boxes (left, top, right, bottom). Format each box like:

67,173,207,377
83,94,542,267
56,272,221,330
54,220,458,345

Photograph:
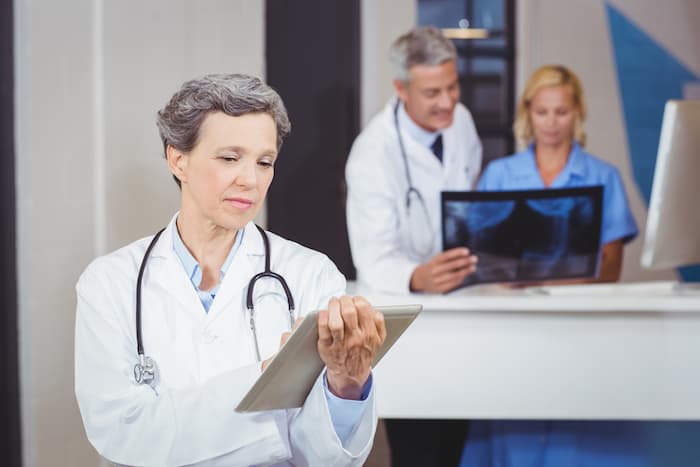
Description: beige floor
364,419,392,467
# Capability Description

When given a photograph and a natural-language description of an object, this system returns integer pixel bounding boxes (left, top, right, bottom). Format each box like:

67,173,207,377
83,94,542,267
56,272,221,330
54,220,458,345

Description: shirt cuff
322,370,372,445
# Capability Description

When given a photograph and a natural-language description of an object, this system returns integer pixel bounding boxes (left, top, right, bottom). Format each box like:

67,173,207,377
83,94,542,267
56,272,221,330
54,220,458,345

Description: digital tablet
235,304,422,412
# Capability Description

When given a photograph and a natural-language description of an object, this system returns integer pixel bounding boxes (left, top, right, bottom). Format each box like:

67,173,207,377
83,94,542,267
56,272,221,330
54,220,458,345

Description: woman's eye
219,154,238,162
258,160,274,168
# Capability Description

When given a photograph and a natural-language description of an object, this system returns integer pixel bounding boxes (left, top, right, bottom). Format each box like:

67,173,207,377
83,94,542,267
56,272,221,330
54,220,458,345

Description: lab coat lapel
401,127,442,174
148,219,206,318
442,124,457,173
383,100,442,175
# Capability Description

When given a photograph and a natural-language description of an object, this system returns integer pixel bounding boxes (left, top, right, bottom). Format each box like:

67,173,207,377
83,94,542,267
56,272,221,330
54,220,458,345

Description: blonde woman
460,66,644,466
478,64,637,283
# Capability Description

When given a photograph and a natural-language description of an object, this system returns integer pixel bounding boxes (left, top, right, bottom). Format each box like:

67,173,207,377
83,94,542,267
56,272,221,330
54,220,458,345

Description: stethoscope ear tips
134,354,159,388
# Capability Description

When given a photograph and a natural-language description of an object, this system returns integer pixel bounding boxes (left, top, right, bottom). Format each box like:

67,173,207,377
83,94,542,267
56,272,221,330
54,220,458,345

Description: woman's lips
541,131,561,138
226,197,254,210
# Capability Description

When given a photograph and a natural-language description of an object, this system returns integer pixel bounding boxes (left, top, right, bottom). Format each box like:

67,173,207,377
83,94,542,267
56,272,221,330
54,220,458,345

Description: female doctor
75,74,386,466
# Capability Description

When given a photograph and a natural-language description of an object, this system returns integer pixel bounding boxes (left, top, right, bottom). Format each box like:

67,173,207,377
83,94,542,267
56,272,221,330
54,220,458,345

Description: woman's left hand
317,295,386,400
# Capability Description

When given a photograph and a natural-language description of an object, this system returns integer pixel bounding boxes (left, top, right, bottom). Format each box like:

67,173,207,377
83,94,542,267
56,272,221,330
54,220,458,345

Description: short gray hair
156,73,291,187
389,26,457,83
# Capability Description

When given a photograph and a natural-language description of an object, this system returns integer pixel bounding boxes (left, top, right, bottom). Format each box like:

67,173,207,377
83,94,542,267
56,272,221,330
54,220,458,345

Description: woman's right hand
261,317,304,371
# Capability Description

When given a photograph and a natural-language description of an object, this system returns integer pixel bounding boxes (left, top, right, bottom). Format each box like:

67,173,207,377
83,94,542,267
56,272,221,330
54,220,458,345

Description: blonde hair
513,65,587,150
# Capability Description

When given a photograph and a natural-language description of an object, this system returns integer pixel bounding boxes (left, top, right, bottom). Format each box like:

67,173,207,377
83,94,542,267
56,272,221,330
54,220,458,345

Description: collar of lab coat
145,213,267,319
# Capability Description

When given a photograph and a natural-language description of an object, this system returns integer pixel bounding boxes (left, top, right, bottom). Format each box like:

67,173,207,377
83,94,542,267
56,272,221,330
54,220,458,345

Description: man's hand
410,247,478,293
317,296,386,400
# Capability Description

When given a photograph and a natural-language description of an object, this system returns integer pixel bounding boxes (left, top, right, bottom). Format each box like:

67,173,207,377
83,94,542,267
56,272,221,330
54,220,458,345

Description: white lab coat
345,99,482,293
74,216,377,467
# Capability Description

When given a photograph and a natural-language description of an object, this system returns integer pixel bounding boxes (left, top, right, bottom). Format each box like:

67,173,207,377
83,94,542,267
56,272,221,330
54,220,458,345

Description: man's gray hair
389,26,457,83
157,73,290,186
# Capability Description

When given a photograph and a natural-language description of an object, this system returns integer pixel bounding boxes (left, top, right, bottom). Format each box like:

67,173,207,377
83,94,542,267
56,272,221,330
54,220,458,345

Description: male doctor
75,74,386,466
345,26,481,466
345,26,482,295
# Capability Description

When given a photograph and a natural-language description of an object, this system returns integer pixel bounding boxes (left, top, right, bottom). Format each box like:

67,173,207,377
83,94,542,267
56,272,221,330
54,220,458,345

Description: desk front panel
371,304,700,420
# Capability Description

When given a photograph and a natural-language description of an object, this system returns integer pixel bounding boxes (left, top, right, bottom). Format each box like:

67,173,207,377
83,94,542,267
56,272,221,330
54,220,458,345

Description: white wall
361,0,417,126
515,0,692,282
14,1,264,465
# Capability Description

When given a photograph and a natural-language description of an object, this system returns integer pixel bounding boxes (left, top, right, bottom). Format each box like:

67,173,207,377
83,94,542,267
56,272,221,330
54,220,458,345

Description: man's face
394,60,460,132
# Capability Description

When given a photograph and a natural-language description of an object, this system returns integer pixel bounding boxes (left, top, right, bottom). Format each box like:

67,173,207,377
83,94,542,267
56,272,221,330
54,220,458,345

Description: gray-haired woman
75,73,385,466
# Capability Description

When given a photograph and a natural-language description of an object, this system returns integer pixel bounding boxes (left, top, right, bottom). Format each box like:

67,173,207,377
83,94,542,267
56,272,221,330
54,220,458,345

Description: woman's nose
235,160,257,187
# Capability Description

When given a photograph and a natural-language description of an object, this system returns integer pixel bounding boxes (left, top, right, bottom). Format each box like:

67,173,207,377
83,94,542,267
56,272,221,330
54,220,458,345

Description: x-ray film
441,186,603,288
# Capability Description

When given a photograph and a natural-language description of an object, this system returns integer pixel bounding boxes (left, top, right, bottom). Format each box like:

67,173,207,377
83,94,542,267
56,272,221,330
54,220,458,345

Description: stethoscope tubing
136,227,166,356
135,224,294,382
394,100,418,211
393,100,436,258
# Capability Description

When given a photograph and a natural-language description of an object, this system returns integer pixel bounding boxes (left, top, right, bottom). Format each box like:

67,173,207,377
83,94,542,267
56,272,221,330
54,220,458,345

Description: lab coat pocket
142,292,199,390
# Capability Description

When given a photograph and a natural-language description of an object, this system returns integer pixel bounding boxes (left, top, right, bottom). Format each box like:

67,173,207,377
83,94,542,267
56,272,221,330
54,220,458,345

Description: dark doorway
419,0,517,168
1,0,23,465
265,0,360,278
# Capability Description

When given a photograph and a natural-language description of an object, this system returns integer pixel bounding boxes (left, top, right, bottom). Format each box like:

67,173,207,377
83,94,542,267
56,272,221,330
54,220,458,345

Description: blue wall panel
607,3,700,281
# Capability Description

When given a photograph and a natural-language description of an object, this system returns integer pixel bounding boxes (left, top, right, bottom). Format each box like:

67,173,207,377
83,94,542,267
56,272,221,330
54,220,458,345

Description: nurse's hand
410,247,478,294
318,296,386,400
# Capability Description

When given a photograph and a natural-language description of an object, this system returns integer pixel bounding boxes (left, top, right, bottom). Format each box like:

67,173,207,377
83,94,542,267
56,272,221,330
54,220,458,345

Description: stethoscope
394,99,425,212
133,224,294,388
393,100,436,257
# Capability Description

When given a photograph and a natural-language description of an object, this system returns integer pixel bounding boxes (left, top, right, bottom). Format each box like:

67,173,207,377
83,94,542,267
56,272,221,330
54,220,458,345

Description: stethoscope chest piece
134,354,159,388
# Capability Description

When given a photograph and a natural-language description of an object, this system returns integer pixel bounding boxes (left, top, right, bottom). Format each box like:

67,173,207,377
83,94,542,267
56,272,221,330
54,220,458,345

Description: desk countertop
346,281,700,420
349,280,700,313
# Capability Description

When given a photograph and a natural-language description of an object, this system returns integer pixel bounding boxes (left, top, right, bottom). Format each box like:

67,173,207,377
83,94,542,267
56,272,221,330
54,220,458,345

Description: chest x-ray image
442,186,603,288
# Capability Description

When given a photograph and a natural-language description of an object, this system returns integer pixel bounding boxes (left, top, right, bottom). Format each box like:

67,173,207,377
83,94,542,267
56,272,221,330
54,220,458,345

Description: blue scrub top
477,143,638,245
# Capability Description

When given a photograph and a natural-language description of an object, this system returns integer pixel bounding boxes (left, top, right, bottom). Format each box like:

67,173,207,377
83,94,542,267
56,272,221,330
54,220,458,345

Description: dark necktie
431,134,443,163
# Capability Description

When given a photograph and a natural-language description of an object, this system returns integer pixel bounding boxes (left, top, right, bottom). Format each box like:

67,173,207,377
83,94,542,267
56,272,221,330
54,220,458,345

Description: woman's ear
166,145,188,184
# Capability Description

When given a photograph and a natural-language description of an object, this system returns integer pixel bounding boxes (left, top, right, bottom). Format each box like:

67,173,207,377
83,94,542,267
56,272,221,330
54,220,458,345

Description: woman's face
528,85,577,150
170,111,277,231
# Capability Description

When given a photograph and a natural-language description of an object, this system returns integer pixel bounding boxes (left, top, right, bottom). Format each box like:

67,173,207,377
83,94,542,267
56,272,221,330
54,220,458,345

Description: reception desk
349,281,700,420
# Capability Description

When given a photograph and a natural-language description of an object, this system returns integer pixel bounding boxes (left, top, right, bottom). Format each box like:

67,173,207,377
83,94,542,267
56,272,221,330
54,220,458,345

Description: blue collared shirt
477,143,638,244
172,224,243,312
172,223,370,444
